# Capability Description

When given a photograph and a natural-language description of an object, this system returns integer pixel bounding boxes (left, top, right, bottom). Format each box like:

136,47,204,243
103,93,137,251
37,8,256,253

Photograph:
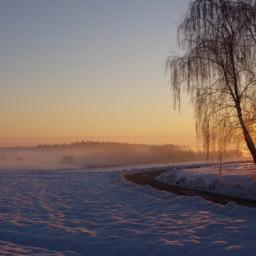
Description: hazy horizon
0,139,205,170
0,135,196,148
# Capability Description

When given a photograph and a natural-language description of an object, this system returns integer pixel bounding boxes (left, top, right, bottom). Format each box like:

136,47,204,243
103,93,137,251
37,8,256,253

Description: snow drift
156,162,256,200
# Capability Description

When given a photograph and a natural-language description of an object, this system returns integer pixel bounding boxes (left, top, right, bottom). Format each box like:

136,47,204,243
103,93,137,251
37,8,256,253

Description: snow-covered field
0,165,256,255
157,162,256,200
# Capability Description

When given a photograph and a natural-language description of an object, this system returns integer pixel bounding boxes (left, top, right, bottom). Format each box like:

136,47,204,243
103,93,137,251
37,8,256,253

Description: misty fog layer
0,142,240,171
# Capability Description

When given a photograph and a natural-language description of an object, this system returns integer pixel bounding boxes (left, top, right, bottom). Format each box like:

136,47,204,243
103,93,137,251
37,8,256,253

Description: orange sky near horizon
0,134,197,148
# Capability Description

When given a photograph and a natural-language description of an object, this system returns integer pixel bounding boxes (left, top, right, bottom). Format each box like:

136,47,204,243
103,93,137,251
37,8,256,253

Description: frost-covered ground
157,162,256,200
0,166,256,255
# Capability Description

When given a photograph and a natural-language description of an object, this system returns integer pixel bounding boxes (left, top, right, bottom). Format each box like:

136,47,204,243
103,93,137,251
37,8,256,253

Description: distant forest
0,141,241,170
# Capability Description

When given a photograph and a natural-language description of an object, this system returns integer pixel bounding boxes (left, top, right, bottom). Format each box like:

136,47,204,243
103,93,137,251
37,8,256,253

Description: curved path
124,170,256,207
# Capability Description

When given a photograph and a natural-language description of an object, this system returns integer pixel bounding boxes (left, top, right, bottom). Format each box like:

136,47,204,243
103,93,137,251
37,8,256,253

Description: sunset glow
0,0,193,147
1,2,256,255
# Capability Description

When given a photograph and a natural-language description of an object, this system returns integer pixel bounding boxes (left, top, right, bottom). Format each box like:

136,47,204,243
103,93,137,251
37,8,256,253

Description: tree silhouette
166,0,256,163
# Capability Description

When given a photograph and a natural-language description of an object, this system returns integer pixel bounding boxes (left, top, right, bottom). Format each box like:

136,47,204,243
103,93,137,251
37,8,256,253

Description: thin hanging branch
167,0,256,163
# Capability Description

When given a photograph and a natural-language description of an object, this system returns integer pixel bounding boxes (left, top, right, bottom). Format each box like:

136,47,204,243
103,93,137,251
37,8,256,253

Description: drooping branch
167,0,256,162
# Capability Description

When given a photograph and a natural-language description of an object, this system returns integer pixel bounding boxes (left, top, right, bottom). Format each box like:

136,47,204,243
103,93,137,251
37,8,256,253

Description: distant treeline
34,141,242,167
0,141,242,170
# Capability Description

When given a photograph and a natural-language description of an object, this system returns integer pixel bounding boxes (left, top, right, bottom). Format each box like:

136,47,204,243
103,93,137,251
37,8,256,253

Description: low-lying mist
0,141,241,171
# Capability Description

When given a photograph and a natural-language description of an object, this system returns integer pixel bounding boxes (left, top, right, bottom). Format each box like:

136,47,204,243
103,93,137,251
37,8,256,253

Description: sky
0,0,195,147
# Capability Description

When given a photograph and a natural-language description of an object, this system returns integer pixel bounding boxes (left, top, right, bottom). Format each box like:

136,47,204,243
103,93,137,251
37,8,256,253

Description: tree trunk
236,105,256,164
219,150,222,177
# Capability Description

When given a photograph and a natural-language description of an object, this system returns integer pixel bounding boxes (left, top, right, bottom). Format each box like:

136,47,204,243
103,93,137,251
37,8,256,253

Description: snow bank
156,162,256,200
122,162,207,175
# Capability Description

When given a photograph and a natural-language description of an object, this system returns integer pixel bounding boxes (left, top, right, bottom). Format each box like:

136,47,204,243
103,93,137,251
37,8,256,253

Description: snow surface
122,162,206,175
156,162,256,200
0,166,256,255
